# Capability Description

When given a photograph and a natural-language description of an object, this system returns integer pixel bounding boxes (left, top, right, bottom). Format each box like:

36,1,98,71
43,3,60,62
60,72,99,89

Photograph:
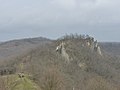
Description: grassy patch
1,74,40,90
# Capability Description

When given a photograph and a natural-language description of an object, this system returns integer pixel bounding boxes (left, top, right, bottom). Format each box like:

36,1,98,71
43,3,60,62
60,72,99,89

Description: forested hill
0,35,120,90
0,37,51,61
100,42,120,56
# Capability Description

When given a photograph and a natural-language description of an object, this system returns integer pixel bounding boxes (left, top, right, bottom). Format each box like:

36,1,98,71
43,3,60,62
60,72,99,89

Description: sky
0,0,120,42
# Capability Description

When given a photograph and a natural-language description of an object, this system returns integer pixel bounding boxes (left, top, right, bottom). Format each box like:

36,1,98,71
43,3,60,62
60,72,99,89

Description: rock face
56,36,102,64
85,38,102,56
56,38,102,59
92,40,102,56
56,42,70,63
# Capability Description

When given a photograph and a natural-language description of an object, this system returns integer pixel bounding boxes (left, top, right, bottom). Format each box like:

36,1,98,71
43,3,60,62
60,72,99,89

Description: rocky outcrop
56,36,102,64
56,42,70,63
91,40,102,55
85,38,102,55
78,63,87,70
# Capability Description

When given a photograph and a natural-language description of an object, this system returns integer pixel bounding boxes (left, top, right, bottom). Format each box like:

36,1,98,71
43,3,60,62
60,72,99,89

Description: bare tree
40,67,65,90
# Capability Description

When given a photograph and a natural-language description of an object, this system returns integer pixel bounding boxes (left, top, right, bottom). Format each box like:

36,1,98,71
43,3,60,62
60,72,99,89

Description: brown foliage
40,67,65,90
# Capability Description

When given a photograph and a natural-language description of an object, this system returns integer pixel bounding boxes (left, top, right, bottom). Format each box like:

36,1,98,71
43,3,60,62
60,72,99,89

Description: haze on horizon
0,0,120,42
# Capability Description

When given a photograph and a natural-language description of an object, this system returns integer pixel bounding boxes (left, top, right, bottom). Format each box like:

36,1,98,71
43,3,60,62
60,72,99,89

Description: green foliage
0,74,40,90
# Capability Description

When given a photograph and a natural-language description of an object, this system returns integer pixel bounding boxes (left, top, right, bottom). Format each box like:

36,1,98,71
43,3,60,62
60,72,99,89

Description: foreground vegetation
0,74,40,90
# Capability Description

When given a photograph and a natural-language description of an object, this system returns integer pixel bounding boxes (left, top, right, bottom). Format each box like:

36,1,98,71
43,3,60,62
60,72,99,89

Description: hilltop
0,37,51,61
0,34,120,90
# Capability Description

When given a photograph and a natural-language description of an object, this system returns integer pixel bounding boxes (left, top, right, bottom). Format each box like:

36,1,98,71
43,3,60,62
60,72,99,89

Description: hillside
100,42,120,56
0,37,51,61
0,35,120,90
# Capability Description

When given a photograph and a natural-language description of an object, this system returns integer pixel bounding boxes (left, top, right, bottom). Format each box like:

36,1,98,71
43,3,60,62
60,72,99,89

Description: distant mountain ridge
0,37,51,46
100,42,120,56
0,37,51,61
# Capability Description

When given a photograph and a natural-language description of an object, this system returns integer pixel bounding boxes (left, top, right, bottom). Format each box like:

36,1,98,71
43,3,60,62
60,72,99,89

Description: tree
40,67,65,90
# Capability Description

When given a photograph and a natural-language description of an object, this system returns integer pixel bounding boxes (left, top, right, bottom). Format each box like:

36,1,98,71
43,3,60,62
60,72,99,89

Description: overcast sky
0,0,120,42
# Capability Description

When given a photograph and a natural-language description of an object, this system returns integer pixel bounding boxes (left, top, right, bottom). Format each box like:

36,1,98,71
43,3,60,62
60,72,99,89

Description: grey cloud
0,0,120,26
0,0,120,41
